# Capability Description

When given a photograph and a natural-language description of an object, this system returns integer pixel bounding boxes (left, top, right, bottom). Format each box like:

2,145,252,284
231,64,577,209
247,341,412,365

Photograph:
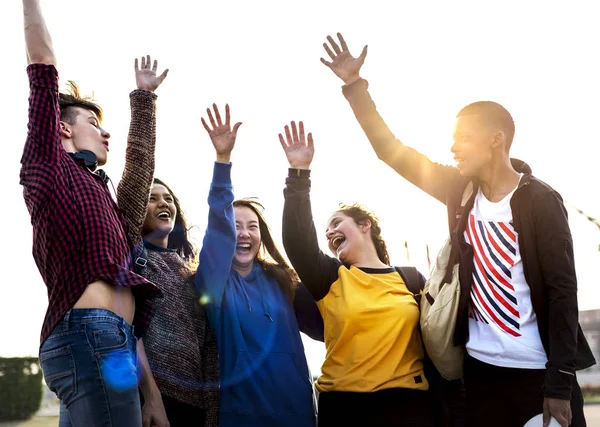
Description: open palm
279,121,314,169
135,55,169,92
201,104,242,156
321,33,367,85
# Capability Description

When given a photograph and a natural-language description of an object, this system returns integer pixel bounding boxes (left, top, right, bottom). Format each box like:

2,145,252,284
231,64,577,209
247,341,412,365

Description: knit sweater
116,89,219,426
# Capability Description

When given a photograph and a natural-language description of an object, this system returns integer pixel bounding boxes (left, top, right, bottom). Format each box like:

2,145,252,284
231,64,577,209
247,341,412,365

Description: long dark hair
335,203,390,265
233,198,298,301
151,178,196,262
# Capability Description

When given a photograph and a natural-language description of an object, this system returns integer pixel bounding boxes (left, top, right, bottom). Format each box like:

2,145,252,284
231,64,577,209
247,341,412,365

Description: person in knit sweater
195,104,317,427
117,62,219,427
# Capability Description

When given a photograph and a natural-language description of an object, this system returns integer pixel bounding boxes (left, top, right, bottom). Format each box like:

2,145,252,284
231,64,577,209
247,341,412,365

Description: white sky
1,1,600,377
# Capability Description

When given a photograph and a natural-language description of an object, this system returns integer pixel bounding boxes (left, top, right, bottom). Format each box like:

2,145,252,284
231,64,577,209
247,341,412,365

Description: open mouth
103,141,110,152
331,236,346,251
157,211,171,219
236,243,252,253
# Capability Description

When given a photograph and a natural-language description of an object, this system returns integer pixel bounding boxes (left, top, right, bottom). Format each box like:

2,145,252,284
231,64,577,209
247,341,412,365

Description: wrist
343,74,361,86
289,164,311,170
216,153,231,163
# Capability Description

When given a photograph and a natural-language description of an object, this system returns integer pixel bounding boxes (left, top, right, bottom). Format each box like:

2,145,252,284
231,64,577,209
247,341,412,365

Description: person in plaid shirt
21,1,167,425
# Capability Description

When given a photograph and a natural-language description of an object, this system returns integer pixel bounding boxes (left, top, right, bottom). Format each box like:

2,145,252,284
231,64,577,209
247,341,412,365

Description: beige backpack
420,182,473,380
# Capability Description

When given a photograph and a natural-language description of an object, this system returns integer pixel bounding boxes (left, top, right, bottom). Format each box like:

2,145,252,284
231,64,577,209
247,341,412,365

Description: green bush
0,357,43,421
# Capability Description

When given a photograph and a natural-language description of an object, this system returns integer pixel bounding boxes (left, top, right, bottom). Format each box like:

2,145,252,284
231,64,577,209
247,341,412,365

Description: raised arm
117,56,169,248
279,121,340,301
23,0,55,65
20,0,63,208
195,105,242,309
321,33,461,204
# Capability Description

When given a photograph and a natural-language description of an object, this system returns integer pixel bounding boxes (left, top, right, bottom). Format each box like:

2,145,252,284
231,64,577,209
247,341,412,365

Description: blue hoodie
195,162,316,427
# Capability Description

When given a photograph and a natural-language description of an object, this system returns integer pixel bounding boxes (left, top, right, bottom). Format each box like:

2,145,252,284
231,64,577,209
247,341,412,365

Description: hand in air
135,55,169,92
201,104,242,163
320,32,367,85
278,121,314,170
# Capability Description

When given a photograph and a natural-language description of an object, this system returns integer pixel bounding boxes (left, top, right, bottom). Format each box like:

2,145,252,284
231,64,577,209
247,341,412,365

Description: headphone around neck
68,150,110,185
68,150,98,171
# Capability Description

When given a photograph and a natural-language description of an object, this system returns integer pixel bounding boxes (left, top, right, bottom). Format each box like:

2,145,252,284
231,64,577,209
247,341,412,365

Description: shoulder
524,176,564,208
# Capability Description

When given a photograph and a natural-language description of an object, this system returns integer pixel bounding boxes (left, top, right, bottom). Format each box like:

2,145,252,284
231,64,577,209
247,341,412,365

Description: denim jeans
39,309,142,427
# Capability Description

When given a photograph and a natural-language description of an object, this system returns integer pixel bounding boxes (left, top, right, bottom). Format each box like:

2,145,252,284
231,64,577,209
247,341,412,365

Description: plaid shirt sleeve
20,64,62,210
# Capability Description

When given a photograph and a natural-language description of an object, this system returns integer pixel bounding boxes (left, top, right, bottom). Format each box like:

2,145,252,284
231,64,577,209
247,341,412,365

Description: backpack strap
395,266,423,306
134,244,149,275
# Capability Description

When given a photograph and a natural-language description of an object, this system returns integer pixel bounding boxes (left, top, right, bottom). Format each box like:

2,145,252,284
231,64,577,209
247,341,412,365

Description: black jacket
342,78,596,400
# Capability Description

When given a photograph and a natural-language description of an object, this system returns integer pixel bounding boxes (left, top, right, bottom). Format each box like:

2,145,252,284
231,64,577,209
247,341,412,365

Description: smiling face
451,114,497,177
233,206,262,272
60,107,111,166
325,212,371,265
142,184,177,243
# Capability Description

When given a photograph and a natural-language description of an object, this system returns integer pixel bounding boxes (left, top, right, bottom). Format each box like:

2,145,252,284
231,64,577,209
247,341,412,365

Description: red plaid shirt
21,64,160,344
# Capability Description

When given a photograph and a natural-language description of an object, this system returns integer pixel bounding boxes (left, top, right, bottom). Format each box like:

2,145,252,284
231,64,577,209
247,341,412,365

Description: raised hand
135,55,169,92
201,104,242,163
320,32,367,85
278,121,314,170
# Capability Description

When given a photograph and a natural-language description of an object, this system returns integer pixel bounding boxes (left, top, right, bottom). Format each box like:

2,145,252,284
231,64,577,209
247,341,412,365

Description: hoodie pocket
226,351,313,417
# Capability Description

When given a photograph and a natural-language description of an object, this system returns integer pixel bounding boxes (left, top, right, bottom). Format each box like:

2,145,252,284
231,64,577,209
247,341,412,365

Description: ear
59,121,72,139
490,130,506,150
358,219,372,234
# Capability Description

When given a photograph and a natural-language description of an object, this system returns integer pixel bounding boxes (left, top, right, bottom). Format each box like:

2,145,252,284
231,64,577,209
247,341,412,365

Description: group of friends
19,1,596,427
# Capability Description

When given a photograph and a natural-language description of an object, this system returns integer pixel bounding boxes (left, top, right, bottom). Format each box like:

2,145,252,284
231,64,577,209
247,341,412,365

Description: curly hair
335,203,390,265
233,198,298,301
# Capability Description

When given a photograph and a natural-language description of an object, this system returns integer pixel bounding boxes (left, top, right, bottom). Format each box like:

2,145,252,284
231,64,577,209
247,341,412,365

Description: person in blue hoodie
195,103,318,427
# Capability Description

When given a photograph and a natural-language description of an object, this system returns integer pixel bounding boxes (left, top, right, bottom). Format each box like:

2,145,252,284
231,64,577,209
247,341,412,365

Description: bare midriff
73,280,135,325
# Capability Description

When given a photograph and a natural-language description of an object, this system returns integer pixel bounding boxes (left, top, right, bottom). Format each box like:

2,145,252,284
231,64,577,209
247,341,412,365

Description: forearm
23,0,56,65
342,78,459,204
342,78,401,161
137,339,161,400
196,162,236,299
117,89,158,246
283,169,339,300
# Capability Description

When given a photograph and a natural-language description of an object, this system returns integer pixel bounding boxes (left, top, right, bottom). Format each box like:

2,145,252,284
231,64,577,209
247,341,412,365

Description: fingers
232,122,242,136
320,57,333,68
307,132,314,150
543,400,550,427
201,117,211,133
134,58,139,71
212,104,223,126
323,43,336,62
152,59,158,72
206,107,217,129
278,133,287,150
146,55,151,69
337,32,348,51
284,124,293,146
358,45,368,63
158,69,169,82
299,121,305,143
291,121,299,143
326,35,342,54
225,104,231,126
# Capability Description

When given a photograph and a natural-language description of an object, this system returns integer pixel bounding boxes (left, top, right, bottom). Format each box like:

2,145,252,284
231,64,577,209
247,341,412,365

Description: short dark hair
457,101,515,149
152,178,196,262
59,81,103,125
233,198,299,301
335,203,390,265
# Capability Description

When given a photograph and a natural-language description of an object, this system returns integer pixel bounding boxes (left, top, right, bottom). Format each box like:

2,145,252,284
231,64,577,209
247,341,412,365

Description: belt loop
63,310,71,330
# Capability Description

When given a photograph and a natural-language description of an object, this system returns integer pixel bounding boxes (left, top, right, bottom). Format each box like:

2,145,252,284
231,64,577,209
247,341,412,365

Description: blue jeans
39,309,141,427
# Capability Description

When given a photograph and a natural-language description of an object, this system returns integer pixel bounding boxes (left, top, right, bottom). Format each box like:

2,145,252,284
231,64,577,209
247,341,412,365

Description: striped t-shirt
464,179,547,369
